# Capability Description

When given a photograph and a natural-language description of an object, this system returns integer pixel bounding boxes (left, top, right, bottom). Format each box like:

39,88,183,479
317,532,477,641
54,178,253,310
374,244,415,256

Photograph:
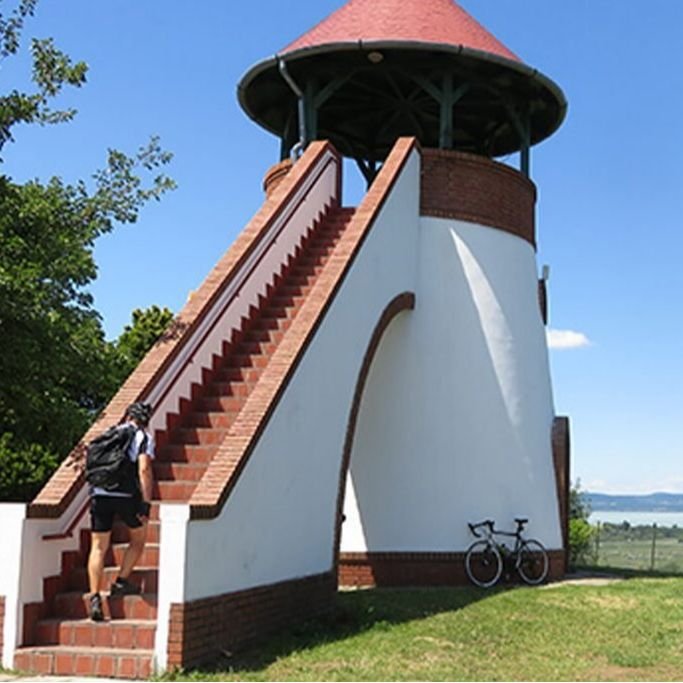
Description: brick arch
332,291,416,576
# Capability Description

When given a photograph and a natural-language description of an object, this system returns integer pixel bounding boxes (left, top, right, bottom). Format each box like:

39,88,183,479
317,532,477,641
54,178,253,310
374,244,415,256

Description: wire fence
593,522,683,574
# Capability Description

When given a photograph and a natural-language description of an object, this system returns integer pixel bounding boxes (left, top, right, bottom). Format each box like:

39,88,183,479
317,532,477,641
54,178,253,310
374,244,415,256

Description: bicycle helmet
125,402,153,426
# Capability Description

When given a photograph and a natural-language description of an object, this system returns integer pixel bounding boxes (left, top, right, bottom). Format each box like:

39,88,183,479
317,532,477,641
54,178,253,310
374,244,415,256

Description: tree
112,305,175,384
568,480,596,567
0,0,176,500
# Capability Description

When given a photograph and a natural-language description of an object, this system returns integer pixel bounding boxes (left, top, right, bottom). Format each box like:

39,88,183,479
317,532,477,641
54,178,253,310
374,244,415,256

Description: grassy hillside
160,578,683,681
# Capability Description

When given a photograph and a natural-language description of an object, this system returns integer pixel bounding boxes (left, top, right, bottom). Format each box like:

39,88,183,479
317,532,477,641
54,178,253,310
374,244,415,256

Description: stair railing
145,145,340,433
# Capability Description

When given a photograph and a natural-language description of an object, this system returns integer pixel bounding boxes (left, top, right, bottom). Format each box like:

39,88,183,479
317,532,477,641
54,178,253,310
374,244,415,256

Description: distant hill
587,492,683,512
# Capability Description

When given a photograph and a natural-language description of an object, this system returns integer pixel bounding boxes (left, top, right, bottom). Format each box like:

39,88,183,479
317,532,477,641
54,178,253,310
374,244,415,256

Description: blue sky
2,1,682,495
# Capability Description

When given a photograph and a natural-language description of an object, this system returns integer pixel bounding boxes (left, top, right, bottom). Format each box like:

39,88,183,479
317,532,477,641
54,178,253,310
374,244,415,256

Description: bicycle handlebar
468,519,495,538
468,518,531,539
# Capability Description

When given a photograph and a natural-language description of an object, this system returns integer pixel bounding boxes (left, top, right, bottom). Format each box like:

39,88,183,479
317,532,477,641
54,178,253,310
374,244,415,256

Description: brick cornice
420,148,537,247
28,141,340,519
188,137,419,519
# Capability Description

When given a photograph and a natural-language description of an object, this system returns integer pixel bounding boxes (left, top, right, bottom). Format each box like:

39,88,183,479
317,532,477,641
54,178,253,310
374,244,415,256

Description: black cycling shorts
90,495,142,532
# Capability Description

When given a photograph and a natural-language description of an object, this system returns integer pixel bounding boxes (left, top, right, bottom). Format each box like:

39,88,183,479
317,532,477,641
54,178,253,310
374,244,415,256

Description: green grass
159,577,683,682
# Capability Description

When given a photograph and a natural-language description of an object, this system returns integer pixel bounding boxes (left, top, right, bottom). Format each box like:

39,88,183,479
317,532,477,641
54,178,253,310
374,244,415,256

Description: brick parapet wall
167,572,335,670
188,137,419,520
420,148,537,247
28,141,339,519
339,550,565,587
263,158,294,197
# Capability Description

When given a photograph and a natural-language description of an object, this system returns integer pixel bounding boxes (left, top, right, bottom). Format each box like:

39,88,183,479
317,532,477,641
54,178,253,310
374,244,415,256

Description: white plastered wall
0,504,25,669
0,489,91,668
341,217,562,553
183,149,421,600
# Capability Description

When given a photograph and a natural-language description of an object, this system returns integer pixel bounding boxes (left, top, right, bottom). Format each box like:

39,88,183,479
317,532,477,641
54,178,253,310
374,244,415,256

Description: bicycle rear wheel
465,540,503,588
517,539,549,585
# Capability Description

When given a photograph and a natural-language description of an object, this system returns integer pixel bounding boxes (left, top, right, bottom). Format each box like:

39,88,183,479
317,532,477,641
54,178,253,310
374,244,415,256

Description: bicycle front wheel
517,539,549,585
465,540,503,588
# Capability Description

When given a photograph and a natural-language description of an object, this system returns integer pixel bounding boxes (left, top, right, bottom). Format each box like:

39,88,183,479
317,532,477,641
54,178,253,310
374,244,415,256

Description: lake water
589,510,683,527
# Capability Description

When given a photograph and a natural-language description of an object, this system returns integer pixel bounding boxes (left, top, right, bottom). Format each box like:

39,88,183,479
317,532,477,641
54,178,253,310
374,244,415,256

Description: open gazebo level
239,0,566,183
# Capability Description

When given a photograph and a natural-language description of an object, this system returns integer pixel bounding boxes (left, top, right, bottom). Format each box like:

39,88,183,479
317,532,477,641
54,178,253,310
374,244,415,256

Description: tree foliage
568,480,596,567
112,305,175,382
0,0,176,500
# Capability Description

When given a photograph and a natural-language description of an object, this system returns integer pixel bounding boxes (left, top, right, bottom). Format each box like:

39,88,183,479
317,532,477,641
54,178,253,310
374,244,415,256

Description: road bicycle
465,518,549,588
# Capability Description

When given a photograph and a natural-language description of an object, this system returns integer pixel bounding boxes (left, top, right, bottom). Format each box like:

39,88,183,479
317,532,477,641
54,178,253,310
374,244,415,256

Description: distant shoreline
589,509,683,527
587,491,683,513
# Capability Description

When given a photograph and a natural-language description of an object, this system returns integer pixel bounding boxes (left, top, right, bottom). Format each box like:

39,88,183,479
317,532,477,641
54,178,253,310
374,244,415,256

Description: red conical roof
283,0,519,63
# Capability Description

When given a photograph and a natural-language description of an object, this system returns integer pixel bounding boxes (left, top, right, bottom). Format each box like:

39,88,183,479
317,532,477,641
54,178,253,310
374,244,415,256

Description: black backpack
85,424,141,493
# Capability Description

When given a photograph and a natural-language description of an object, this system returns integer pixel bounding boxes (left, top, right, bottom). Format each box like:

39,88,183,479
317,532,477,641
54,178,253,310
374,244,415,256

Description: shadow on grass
175,586,494,678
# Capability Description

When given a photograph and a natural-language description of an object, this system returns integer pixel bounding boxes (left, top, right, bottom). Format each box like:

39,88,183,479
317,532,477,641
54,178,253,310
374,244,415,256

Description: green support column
504,101,532,177
440,72,454,149
304,80,318,143
520,109,531,177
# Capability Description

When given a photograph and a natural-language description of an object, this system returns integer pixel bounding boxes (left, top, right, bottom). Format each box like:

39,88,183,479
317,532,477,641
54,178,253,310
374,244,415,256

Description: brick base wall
167,572,336,670
339,550,566,588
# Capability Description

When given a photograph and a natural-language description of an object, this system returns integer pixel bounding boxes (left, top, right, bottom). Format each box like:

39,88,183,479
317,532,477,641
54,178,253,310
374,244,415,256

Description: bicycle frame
468,519,529,560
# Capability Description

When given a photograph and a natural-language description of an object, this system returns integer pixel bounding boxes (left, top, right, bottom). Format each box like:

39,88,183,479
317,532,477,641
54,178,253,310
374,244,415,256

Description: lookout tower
239,0,570,585
1,1,571,675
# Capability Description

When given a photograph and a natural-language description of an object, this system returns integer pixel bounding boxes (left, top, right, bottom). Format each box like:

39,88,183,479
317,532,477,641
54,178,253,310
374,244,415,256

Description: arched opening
331,291,416,582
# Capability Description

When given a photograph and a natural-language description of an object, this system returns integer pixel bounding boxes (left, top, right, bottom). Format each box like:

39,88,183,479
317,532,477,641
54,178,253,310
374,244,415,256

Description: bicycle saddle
514,517,529,524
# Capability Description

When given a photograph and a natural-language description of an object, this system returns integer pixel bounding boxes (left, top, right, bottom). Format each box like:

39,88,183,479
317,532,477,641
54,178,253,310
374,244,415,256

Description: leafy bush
0,432,58,501
569,517,596,567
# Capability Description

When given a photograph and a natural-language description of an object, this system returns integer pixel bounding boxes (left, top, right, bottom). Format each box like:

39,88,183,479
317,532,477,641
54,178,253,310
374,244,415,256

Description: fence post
650,523,657,571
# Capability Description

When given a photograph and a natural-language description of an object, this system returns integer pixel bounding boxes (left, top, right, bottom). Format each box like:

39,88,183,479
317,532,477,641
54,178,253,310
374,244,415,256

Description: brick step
288,274,324,287
292,255,325,267
52,592,157,620
202,379,253,397
153,461,207,481
69,566,158,594
287,270,321,283
278,284,313,297
224,352,270,369
250,316,290,331
172,427,229,446
35,617,155,650
235,340,279,356
14,645,153,679
311,238,340,249
154,480,197,501
253,315,294,334
108,543,159,568
242,328,286,345
78,534,160,564
254,305,292,321
209,365,261,383
306,245,335,256
183,409,240,429
268,295,305,310
108,521,160,545
155,444,217,464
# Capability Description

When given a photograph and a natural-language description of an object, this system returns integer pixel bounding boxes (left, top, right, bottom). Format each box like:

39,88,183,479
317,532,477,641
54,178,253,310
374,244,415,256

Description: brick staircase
13,206,355,679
